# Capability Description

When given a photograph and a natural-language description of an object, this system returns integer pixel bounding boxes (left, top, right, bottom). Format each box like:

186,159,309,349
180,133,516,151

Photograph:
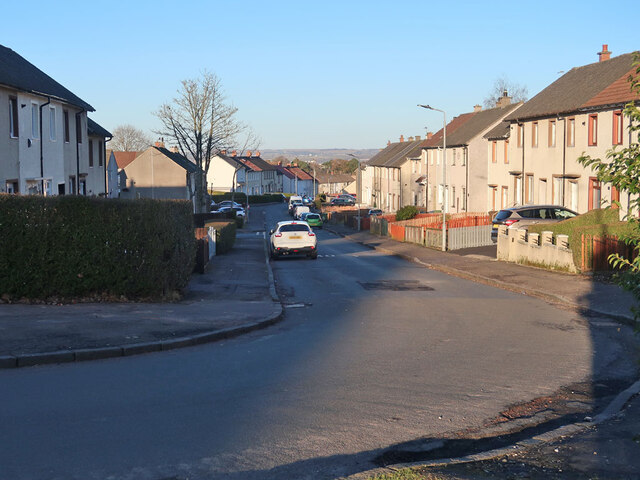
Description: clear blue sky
3,0,638,150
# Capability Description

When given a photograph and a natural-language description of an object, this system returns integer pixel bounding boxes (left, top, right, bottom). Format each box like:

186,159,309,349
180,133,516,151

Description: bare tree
155,72,247,213
483,77,529,109
110,124,153,151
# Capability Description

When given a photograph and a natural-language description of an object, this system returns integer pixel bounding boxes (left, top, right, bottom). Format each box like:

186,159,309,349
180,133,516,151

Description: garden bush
396,205,419,221
205,221,237,254
0,195,195,301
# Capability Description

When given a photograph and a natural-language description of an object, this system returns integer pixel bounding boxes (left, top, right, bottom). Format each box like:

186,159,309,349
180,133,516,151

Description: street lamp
418,104,447,251
347,153,364,231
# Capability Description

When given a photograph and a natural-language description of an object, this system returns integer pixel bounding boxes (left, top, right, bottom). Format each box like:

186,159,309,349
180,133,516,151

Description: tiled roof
87,118,112,138
113,151,140,169
422,112,477,148
445,103,522,147
315,173,355,184
0,44,94,111
484,121,511,140
234,155,276,172
286,166,313,180
367,139,423,168
505,52,638,121
155,146,198,173
582,67,640,107
274,165,296,179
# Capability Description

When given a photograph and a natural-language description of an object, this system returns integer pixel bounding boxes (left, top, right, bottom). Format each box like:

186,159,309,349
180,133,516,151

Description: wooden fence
580,234,636,272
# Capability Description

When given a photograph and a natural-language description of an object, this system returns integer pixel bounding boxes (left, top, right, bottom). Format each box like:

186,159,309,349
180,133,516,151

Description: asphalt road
0,203,635,480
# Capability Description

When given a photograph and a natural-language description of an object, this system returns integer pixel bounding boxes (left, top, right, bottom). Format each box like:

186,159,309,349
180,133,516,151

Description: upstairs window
548,119,556,147
491,141,497,163
613,111,623,145
9,97,19,138
63,110,70,143
504,140,509,164
567,118,575,147
49,106,56,141
588,114,598,146
31,103,39,139
517,124,523,147
89,140,94,167
532,122,538,147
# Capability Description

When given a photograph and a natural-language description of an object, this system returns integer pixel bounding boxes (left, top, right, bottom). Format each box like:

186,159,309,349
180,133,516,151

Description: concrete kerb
325,226,635,325
342,378,640,480
1,224,284,369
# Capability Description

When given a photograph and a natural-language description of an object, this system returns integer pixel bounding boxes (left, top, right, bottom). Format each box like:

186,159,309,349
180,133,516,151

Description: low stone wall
497,226,577,273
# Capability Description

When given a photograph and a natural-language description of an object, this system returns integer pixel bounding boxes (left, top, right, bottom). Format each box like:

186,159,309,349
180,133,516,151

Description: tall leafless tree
110,124,153,151
483,76,529,109
155,72,253,213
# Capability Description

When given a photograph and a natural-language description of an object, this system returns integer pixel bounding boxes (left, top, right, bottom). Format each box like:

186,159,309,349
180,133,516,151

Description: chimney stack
598,44,611,62
427,132,434,139
246,150,252,157
154,139,165,148
496,90,512,108
408,136,414,142
171,146,179,153
399,135,405,142
254,151,260,157
473,105,482,113
415,135,421,141
231,150,237,157
387,140,391,146
221,149,227,155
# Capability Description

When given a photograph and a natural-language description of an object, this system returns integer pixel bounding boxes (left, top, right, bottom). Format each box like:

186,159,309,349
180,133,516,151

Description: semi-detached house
0,44,111,196
503,45,640,215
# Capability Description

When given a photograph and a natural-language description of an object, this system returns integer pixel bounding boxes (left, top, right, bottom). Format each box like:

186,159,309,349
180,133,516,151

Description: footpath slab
0,222,282,367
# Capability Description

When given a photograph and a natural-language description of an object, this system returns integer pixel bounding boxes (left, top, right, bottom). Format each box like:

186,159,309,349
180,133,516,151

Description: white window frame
49,106,56,141
31,102,39,139
9,97,18,138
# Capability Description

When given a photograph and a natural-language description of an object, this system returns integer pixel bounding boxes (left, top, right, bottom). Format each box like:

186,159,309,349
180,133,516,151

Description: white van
288,196,303,215
294,205,310,219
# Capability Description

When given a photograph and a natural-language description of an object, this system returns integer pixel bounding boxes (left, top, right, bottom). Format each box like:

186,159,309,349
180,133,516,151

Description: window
553,177,563,205
539,179,547,204
79,177,87,196
49,106,56,141
501,186,508,209
491,141,497,163
514,176,522,205
89,140,94,167
5,180,18,194
75,115,82,144
462,186,467,210
588,114,598,146
588,177,601,210
517,124,523,147
69,176,76,195
504,140,509,164
526,174,534,204
567,118,575,147
532,122,538,147
99,141,104,166
9,97,18,138
548,120,556,147
569,181,578,211
31,103,39,138
462,148,467,166
490,186,497,210
63,110,70,143
452,150,456,166
613,111,623,145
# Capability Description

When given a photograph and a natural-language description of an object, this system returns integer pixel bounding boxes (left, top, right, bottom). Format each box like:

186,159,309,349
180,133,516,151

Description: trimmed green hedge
210,192,285,205
206,221,237,254
0,195,195,301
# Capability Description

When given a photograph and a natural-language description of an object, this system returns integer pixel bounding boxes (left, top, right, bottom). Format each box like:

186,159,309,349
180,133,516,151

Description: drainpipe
75,109,85,195
39,97,51,194
521,123,525,205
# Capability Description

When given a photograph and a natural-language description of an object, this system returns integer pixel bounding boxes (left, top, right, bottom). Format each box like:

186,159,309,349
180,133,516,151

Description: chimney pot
221,149,227,155
246,150,252,157
171,146,179,153
474,104,482,113
598,44,611,62
254,150,260,157
231,150,237,157
155,140,165,148
399,135,405,142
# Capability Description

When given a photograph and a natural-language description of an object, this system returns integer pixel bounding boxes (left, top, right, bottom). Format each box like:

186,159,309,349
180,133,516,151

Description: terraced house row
364,45,640,216
0,44,112,197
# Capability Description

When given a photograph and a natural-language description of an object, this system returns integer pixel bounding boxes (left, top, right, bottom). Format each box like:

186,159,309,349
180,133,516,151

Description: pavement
2,213,640,479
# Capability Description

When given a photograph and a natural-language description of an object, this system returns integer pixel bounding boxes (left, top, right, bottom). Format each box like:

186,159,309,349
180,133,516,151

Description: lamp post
418,104,447,251
348,154,363,231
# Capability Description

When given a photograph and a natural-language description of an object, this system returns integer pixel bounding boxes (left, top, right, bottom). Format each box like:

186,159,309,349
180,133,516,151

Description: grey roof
484,121,511,140
445,103,521,147
367,140,423,168
0,44,94,111
154,146,198,173
87,118,112,138
315,173,354,184
505,52,637,121
217,153,245,170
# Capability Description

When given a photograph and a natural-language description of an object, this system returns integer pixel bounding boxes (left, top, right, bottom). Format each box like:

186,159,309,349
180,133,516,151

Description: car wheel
309,251,318,260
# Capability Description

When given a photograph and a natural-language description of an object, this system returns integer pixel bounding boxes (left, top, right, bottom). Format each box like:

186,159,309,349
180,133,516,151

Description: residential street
0,204,638,479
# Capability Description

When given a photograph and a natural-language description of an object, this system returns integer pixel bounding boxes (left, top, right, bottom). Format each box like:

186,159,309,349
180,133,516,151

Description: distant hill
260,148,381,164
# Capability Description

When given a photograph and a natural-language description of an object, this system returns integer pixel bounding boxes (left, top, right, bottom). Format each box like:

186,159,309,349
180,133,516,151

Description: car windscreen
494,210,512,221
306,214,320,220
279,224,310,233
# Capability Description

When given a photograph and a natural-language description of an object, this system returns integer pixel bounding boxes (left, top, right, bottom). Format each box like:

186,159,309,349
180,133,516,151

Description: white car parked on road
269,221,318,260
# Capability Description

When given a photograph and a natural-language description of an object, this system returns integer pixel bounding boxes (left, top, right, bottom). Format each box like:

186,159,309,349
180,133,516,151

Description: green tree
578,52,640,320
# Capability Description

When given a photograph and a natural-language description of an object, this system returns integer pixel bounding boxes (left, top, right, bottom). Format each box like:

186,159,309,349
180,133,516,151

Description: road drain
358,280,434,291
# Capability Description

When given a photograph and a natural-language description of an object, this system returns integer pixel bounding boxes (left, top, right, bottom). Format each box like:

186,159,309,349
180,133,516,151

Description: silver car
491,205,577,241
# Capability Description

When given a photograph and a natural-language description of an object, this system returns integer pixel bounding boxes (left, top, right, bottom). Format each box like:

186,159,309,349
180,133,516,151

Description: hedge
210,192,285,205
396,205,419,221
0,195,196,301
205,221,237,254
